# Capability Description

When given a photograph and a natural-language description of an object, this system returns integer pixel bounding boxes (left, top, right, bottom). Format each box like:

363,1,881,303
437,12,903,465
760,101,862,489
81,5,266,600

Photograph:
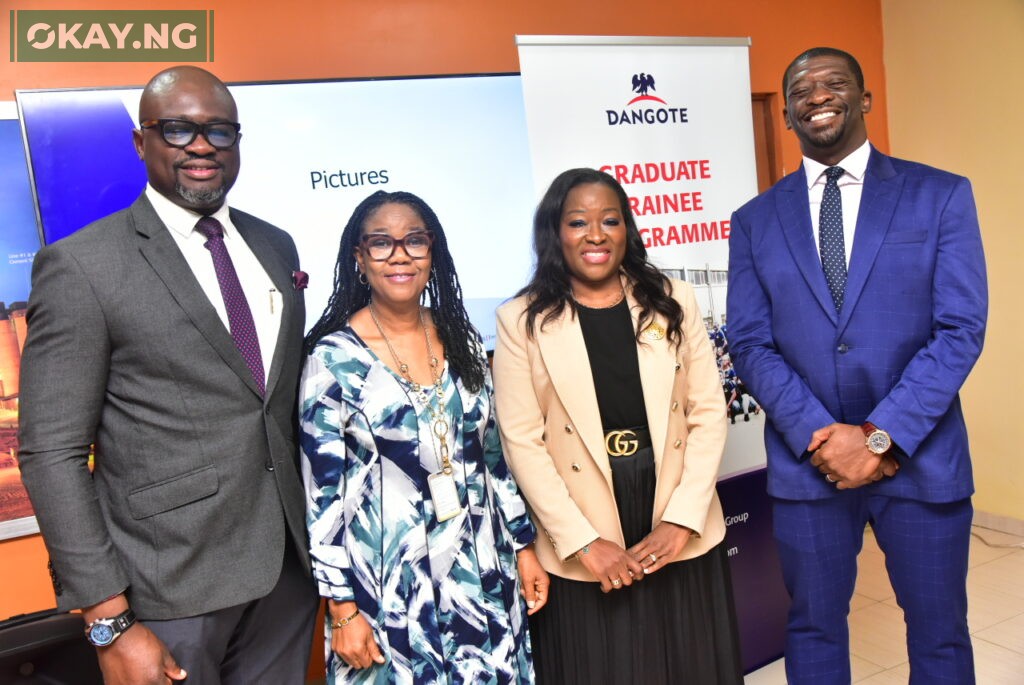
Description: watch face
867,431,891,454
89,623,115,646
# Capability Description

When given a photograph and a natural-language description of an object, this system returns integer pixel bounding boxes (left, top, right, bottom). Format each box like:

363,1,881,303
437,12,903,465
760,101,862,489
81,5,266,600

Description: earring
358,272,368,285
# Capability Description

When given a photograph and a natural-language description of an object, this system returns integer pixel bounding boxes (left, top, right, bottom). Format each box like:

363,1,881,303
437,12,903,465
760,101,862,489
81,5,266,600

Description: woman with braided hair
301,190,547,683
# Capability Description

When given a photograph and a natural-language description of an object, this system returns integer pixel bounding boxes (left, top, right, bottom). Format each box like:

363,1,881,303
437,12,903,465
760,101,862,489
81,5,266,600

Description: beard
799,105,852,150
176,182,225,208
805,121,845,149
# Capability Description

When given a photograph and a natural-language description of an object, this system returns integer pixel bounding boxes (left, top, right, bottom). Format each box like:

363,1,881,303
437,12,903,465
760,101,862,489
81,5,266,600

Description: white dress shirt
803,138,871,267
146,186,280,378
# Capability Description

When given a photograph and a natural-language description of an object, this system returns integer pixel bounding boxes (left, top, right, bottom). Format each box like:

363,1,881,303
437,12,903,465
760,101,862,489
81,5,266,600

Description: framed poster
0,101,42,540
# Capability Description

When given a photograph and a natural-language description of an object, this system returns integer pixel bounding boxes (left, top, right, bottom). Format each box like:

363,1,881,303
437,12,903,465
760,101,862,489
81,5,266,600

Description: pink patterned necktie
195,216,266,396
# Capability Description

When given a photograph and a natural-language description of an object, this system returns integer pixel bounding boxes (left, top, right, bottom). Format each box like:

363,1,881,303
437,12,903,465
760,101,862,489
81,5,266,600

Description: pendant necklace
368,303,462,522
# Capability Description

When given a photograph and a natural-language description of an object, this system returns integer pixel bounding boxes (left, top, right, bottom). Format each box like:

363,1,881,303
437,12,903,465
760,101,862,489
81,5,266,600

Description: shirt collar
803,139,872,189
145,185,233,239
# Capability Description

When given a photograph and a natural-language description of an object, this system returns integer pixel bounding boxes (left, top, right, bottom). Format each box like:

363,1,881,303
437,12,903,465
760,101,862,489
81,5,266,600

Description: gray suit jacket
19,194,310,620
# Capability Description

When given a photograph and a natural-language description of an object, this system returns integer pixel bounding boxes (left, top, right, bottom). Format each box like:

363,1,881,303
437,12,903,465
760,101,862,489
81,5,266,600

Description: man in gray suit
19,66,318,684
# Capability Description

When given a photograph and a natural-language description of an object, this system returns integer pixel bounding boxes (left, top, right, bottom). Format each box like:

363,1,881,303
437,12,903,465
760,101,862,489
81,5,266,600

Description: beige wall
882,0,1024,520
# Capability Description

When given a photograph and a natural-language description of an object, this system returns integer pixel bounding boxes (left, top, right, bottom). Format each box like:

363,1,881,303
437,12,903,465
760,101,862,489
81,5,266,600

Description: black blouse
576,298,648,430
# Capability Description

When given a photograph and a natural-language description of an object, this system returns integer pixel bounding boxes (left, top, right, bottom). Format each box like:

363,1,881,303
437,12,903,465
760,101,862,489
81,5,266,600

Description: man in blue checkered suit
727,47,986,684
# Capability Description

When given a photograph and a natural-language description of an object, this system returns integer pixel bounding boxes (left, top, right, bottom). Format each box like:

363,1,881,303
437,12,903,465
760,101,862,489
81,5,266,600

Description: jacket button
48,561,64,595
671,400,679,411
265,462,275,471
571,463,582,472
674,438,683,448
837,343,849,354
565,424,573,434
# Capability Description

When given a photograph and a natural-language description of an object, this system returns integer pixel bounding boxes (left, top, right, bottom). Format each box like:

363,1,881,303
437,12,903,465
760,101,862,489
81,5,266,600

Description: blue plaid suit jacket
727,147,987,503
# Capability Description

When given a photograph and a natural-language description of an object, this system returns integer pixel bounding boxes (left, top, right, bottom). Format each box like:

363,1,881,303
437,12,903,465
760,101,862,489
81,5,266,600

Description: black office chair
0,610,102,684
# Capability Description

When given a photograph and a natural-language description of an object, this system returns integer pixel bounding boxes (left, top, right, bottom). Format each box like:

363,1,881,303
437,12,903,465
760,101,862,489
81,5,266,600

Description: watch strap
110,608,137,633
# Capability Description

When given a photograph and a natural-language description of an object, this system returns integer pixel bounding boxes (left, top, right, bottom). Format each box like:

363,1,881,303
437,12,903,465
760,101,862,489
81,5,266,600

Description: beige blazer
492,279,727,582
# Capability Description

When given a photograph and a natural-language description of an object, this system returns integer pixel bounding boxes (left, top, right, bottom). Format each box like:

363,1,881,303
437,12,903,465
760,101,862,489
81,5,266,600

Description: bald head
133,66,241,214
139,66,236,123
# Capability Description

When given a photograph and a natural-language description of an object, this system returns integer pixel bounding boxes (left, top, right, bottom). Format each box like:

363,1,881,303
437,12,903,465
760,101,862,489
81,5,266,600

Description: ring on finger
648,553,657,563
611,578,622,587
825,473,836,483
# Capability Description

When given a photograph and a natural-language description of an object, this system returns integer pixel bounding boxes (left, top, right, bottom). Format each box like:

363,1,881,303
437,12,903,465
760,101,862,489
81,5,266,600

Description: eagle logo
628,73,667,105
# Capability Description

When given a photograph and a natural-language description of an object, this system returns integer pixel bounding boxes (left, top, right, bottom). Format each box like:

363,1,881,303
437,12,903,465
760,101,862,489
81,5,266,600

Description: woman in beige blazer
492,168,742,684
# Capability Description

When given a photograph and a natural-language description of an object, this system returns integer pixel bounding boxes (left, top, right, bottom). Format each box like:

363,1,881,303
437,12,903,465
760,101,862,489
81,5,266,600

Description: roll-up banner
517,36,786,671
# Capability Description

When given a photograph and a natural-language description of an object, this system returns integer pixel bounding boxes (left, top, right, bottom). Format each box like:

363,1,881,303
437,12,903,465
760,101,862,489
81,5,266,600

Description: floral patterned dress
301,326,536,684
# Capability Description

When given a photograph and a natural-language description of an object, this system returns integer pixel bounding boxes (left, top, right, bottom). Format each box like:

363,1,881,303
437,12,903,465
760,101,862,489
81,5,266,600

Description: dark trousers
773,493,974,685
144,542,319,685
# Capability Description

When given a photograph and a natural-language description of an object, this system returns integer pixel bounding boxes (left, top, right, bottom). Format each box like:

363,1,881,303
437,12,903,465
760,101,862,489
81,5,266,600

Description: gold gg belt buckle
605,429,639,457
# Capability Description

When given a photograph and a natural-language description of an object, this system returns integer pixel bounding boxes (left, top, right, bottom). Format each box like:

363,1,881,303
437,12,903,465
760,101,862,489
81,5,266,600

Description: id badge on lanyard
427,471,462,522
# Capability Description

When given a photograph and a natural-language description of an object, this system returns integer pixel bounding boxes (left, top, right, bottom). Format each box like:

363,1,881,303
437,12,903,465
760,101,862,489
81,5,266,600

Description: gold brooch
642,322,665,341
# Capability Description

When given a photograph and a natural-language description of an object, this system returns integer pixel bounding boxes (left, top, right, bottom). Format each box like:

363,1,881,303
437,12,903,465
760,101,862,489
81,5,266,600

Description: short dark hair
304,190,487,392
783,47,864,97
518,168,684,346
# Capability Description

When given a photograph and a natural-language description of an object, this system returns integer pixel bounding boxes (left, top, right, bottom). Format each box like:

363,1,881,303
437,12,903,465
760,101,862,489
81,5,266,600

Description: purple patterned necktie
195,216,266,396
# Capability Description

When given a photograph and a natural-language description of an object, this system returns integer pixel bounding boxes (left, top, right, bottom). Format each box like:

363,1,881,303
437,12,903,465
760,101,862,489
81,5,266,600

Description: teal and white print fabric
301,326,536,684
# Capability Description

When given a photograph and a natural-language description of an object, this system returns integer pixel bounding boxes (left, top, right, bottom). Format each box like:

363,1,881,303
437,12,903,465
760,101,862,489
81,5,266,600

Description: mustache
806,102,848,119
174,154,221,169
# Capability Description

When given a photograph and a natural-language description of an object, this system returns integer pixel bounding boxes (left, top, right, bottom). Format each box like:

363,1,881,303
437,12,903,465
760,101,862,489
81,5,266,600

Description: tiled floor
745,525,1024,684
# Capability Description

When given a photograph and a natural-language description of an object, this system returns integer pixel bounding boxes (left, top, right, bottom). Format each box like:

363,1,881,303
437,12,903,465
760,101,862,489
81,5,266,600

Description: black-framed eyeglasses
359,231,434,261
140,118,241,150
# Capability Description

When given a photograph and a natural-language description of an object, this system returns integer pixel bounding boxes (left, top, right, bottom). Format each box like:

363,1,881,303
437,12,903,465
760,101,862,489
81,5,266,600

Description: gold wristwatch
861,422,892,455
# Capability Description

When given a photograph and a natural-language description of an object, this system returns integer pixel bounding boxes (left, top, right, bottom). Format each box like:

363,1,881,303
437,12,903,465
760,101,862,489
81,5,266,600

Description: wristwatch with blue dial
85,608,136,647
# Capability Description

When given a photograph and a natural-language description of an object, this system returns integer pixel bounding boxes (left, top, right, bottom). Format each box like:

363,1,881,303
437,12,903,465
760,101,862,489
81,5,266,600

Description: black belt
603,426,652,457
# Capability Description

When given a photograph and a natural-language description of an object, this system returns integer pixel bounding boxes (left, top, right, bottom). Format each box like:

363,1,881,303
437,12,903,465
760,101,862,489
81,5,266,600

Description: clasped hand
808,423,899,489
577,523,692,592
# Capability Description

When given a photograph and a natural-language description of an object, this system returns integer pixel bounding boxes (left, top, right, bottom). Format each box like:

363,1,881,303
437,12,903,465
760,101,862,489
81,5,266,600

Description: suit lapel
631,291,675,479
232,210,294,401
131,196,263,399
839,148,903,332
776,168,840,324
535,307,612,488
